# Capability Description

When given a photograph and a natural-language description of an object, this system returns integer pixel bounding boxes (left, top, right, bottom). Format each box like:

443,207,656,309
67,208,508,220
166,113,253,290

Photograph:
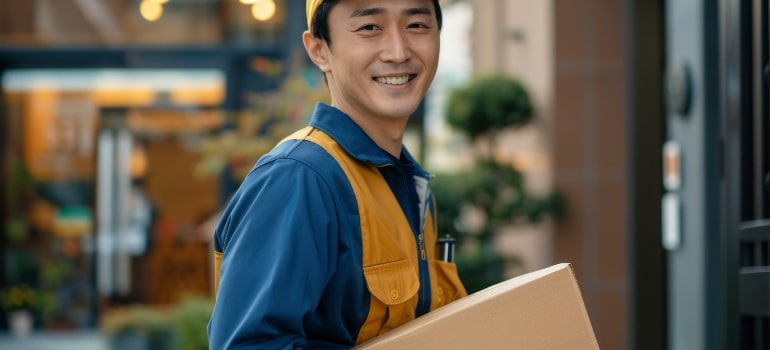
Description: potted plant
434,74,565,293
1,284,38,338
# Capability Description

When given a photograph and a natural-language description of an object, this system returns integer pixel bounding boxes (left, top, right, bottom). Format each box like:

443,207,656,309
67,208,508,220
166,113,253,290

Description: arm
208,158,339,349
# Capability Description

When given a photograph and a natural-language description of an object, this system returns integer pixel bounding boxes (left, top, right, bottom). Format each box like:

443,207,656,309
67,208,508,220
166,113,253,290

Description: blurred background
0,0,767,349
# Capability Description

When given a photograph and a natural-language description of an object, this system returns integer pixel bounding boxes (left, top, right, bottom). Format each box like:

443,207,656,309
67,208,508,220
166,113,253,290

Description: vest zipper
416,174,432,316
382,163,432,316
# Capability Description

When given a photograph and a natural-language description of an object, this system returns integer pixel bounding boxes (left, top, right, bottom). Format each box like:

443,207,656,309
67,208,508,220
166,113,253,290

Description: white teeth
376,75,410,85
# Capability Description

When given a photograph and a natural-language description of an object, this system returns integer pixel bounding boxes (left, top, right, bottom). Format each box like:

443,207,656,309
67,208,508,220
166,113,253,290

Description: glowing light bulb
251,0,276,21
240,0,258,4
140,0,163,22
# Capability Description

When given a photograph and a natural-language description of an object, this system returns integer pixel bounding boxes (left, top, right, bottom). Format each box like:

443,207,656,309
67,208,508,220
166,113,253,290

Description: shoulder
233,139,345,205
252,138,360,196
214,139,357,250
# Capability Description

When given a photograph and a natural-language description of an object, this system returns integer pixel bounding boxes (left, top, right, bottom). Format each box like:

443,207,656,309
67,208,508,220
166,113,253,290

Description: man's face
317,0,440,123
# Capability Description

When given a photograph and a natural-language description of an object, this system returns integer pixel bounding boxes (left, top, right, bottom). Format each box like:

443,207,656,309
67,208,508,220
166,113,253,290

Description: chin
380,106,419,120
376,99,422,119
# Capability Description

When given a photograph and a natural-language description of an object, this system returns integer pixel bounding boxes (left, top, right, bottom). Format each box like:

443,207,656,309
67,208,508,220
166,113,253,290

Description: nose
380,28,412,63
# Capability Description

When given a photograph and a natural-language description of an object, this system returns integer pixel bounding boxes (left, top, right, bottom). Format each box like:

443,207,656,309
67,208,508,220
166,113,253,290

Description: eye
407,22,430,30
357,24,379,31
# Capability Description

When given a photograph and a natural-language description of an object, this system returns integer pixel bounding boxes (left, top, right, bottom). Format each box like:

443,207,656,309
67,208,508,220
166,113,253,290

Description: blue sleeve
208,157,340,349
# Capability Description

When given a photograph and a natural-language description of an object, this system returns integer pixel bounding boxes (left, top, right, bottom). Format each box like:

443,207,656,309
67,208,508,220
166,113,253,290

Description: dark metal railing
739,220,770,349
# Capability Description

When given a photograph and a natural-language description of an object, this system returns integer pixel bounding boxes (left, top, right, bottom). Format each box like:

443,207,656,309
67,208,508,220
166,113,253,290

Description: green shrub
173,295,214,350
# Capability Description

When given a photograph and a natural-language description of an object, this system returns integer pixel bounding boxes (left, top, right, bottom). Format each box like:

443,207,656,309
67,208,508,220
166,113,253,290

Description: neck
350,113,405,158
329,102,407,158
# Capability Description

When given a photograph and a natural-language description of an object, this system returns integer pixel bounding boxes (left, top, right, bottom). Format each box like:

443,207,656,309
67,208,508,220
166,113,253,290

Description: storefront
0,0,318,332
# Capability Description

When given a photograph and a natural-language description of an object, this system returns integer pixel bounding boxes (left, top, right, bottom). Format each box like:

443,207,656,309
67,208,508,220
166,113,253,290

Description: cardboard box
355,263,599,349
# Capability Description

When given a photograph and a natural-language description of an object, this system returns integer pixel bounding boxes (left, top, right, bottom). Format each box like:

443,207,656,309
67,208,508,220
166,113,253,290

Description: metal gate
728,0,770,348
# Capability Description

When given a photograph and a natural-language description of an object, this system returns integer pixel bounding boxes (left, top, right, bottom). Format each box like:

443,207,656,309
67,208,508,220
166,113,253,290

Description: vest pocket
429,260,468,309
358,258,421,341
357,259,420,343
363,259,420,305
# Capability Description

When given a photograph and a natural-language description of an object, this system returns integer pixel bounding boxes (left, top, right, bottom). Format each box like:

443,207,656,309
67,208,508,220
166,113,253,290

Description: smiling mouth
374,75,416,85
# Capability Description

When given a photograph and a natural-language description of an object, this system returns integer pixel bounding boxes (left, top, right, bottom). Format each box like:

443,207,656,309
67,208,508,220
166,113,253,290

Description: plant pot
7,310,33,338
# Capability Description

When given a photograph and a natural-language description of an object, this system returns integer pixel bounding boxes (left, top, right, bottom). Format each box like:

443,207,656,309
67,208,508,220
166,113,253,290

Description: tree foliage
445,75,533,140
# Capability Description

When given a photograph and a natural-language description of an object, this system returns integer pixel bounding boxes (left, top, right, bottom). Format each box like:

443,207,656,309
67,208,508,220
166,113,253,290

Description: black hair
311,0,443,46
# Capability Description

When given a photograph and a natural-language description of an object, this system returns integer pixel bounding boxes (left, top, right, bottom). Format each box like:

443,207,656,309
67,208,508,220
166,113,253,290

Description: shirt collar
307,103,428,177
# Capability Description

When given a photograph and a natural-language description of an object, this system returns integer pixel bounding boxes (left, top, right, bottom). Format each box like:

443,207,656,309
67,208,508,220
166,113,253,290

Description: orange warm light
170,88,225,106
23,90,57,180
22,91,97,181
130,144,148,179
91,89,156,107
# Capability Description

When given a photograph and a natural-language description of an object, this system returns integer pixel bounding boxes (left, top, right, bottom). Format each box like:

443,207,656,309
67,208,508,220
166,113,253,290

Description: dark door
664,0,725,348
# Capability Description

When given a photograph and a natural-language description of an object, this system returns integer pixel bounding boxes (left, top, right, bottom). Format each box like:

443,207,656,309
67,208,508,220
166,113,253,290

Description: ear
302,31,331,73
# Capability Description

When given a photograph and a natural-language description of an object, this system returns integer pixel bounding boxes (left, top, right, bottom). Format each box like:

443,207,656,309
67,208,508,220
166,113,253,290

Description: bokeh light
251,0,276,21
140,0,164,22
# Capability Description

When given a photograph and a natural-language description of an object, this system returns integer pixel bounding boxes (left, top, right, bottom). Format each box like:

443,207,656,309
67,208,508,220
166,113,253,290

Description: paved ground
0,330,107,350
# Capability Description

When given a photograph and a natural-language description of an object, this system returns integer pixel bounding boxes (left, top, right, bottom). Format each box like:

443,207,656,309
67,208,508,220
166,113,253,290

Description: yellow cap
306,0,323,32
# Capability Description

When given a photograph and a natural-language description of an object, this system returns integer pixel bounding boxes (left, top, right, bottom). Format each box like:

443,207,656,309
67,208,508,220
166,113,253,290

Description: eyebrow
403,7,432,16
349,7,432,19
350,7,383,18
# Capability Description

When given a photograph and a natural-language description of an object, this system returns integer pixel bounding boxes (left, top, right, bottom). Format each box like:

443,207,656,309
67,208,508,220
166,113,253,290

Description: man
208,0,467,348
